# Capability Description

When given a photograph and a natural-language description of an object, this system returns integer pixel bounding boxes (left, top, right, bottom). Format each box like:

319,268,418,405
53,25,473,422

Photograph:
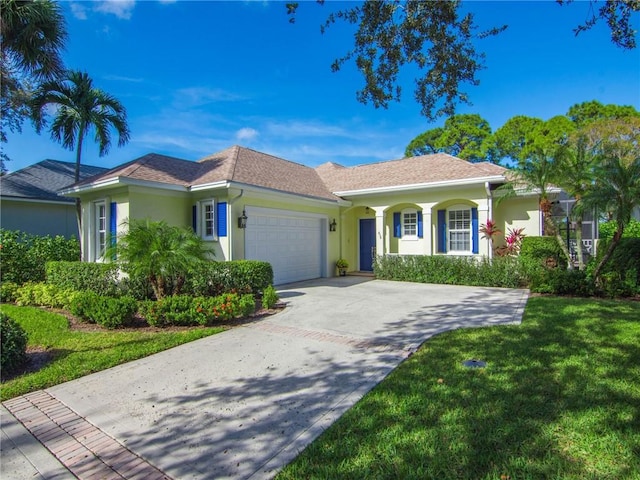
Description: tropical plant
496,227,526,257
479,219,502,253
579,118,640,281
0,0,67,170
30,70,130,232
109,219,211,299
336,258,349,269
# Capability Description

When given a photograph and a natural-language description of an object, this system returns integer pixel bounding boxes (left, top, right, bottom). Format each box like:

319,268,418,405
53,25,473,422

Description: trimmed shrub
68,291,137,329
139,292,255,327
374,254,527,288
520,236,567,269
528,268,595,296
185,260,274,297
14,282,80,309
261,285,279,309
46,261,121,297
1,312,28,373
590,238,640,297
0,281,20,303
0,229,80,284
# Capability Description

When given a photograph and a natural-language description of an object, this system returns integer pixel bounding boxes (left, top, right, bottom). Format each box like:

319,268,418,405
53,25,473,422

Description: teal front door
359,218,376,271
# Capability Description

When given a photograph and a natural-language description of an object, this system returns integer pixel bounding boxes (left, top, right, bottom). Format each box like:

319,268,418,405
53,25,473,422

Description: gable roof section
315,154,507,194
73,153,202,189
195,146,339,201
1,159,108,202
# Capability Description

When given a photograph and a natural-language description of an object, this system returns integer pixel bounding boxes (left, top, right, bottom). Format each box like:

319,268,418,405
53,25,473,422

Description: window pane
204,203,214,237
403,212,417,236
448,208,471,251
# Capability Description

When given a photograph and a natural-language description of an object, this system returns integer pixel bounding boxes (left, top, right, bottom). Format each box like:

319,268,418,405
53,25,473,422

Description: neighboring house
1,160,108,238
61,145,546,285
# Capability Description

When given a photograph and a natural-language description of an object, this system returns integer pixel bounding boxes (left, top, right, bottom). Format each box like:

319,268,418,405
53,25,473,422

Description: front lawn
277,297,640,480
0,304,224,401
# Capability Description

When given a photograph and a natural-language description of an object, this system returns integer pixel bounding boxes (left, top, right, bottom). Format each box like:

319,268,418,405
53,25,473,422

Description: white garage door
245,208,325,285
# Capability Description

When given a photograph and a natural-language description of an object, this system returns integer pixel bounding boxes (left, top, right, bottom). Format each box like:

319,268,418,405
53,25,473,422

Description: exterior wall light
329,218,337,232
238,209,248,229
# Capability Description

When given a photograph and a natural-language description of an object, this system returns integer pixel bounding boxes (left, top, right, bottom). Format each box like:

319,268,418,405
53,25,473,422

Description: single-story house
1,159,108,238
61,145,546,285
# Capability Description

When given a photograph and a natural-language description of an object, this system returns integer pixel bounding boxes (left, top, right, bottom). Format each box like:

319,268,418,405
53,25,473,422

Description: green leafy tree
287,1,637,121
0,0,67,171
108,219,211,300
567,100,640,128
31,70,130,232
489,116,544,164
405,113,493,162
404,127,444,157
578,118,640,281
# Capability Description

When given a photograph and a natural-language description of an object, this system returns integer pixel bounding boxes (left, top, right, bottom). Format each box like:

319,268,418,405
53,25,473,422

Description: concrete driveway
2,278,528,480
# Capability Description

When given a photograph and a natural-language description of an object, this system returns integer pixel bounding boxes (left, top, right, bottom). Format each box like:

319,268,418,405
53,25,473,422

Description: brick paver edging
3,391,170,480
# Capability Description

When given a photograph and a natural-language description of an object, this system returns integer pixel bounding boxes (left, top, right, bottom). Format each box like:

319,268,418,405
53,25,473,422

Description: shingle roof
1,160,108,202
315,153,507,192
66,147,508,201
196,146,339,201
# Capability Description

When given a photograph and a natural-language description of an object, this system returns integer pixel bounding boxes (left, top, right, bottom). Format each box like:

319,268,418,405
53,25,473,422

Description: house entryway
359,218,376,272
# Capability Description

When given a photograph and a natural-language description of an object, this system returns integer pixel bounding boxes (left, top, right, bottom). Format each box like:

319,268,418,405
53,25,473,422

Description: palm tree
30,70,130,231
1,0,67,170
580,118,640,281
109,219,210,300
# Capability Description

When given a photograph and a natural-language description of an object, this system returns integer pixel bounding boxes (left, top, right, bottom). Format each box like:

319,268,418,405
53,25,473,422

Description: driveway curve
3,278,528,480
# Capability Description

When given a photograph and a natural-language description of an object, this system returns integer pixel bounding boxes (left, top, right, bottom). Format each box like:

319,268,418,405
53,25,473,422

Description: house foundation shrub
1,312,28,373
185,260,274,297
0,282,20,303
0,229,80,284
374,254,526,288
46,261,121,297
520,236,567,269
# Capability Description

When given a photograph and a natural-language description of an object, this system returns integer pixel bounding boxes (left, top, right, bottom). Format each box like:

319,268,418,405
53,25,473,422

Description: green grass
277,297,640,480
0,304,224,401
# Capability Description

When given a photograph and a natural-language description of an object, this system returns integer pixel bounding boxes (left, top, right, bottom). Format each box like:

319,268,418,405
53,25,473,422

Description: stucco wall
0,199,79,238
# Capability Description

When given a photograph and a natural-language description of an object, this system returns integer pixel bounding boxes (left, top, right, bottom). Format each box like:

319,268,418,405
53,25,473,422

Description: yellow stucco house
62,145,543,285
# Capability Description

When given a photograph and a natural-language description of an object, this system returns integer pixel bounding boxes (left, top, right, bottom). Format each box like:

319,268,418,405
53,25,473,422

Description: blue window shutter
437,209,447,253
192,205,197,232
393,212,401,238
109,202,117,243
471,207,479,254
417,210,423,238
216,202,227,237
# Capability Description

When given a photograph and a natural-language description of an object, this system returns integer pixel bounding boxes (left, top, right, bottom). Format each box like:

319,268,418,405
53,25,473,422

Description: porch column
375,212,385,257
421,210,433,255
478,202,490,258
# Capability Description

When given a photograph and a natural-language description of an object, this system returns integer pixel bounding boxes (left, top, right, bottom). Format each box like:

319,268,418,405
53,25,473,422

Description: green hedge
0,229,80,284
590,237,640,297
185,260,274,296
599,219,640,240
45,262,122,297
374,255,527,288
68,291,138,329
45,259,274,299
520,236,567,269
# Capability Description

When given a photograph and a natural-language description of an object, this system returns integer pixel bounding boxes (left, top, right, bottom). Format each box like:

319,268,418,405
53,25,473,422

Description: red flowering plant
479,219,502,252
496,227,526,257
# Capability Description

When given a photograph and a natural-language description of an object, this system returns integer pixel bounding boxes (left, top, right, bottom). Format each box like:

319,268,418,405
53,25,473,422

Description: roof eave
60,177,190,196
334,175,506,197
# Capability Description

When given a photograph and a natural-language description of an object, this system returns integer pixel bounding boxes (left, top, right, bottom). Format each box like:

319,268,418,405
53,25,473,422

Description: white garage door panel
245,211,323,285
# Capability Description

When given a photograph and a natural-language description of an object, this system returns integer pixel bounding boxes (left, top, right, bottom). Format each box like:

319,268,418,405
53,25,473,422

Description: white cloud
93,0,136,20
235,127,259,142
173,87,246,108
69,2,88,20
103,74,144,83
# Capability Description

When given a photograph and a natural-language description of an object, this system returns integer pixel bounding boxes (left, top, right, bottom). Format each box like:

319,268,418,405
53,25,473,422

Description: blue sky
4,0,639,173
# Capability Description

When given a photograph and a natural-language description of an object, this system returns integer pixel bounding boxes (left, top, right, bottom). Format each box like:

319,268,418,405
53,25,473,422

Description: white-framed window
448,207,471,252
199,199,217,240
402,209,418,238
93,200,107,261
